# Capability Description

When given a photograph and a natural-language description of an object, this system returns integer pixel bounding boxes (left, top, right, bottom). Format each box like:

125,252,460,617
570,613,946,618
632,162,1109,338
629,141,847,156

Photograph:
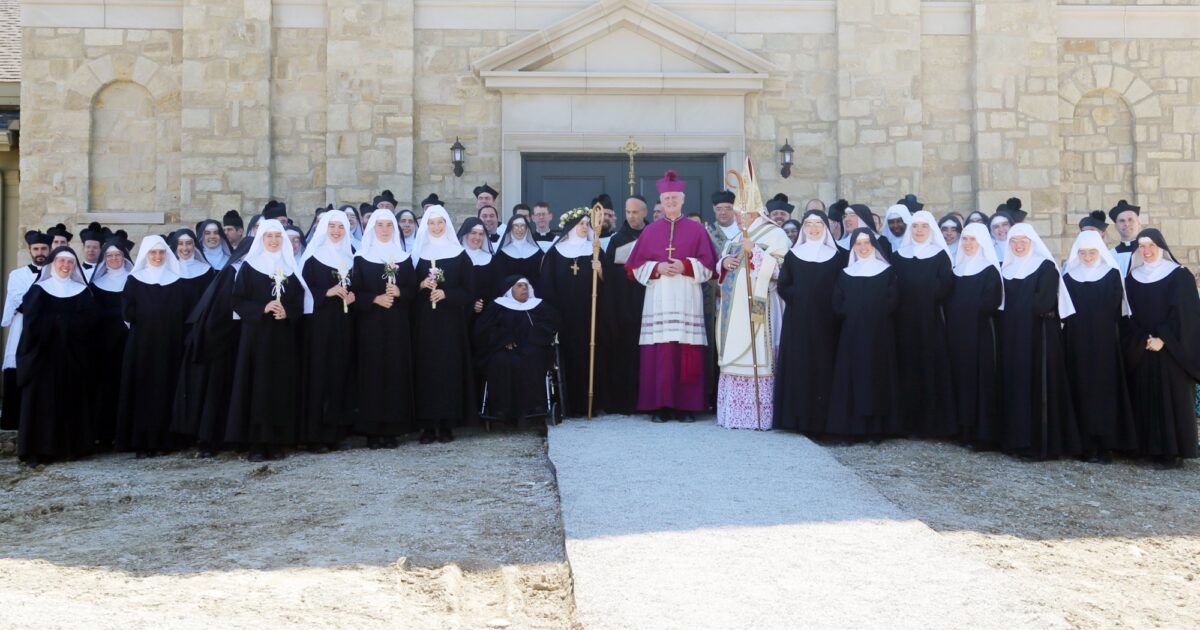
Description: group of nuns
12,204,563,467
773,205,1199,469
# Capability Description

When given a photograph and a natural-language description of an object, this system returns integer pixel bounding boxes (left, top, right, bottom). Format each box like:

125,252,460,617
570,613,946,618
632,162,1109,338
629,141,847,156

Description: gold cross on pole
619,136,640,196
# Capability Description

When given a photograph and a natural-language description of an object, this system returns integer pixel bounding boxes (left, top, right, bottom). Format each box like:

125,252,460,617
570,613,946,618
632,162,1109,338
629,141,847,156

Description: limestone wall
16,1,1200,262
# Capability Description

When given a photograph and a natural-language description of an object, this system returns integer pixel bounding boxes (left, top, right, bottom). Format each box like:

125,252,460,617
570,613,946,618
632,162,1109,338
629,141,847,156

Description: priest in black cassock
226,220,308,461
773,210,845,435
16,248,98,467
474,276,561,430
890,210,957,438
1061,231,1138,461
87,234,134,450
541,210,606,417
1123,229,1200,468
997,223,1080,460
600,195,648,415
411,205,478,444
945,224,1003,449
494,215,544,291
826,229,902,441
352,210,416,448
299,210,357,452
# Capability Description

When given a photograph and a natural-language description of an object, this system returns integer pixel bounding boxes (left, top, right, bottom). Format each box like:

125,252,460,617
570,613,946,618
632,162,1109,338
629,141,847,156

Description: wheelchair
479,333,567,431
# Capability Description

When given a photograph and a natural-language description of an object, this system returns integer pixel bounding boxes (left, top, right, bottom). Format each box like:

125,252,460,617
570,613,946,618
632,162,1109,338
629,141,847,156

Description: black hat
1078,210,1109,232
47,223,73,242
592,193,614,210
262,200,287,221
80,221,109,244
24,230,52,247
223,209,244,229
827,199,849,223
995,197,1026,223
711,190,735,205
373,189,398,207
473,183,499,199
420,193,442,208
1108,199,1140,223
765,193,795,214
898,193,924,213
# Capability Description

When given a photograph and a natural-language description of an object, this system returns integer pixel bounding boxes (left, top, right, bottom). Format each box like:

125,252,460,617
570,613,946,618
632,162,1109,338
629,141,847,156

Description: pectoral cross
570,259,580,276
665,217,677,260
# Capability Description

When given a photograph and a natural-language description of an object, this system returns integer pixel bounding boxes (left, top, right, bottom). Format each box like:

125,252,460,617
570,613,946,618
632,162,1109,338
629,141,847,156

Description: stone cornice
19,0,1200,40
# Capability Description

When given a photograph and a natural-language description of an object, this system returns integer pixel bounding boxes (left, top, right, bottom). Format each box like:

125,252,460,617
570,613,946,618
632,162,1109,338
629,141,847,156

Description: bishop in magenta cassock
624,170,718,421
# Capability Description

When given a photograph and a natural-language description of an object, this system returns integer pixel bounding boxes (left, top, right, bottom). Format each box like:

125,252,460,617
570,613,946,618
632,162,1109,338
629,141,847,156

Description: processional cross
619,136,640,196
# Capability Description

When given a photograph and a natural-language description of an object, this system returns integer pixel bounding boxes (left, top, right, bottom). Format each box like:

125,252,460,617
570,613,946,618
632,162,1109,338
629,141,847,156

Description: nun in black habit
474,276,561,430
826,229,902,441
459,217,500,314
115,236,189,456
411,205,478,444
997,223,1081,459
170,228,217,318
226,219,308,461
494,215,544,292
169,223,256,456
945,223,1004,449
298,209,357,451
891,210,957,438
351,209,416,447
773,210,846,434
86,235,133,450
540,211,606,417
1061,231,1138,460
1123,229,1200,467
197,218,233,271
16,248,98,467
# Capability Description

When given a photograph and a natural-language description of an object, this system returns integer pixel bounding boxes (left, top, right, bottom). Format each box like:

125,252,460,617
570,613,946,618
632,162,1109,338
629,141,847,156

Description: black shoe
247,450,266,463
650,412,667,423
419,429,436,445
197,449,215,459
21,456,40,469
678,413,697,423
1082,450,1101,463
366,437,380,450
314,445,331,454
135,451,150,460
384,436,401,449
1153,456,1183,470
437,428,455,444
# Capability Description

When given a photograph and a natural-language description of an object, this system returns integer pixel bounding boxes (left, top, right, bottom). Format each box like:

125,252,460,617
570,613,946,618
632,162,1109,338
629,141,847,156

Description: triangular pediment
472,0,776,95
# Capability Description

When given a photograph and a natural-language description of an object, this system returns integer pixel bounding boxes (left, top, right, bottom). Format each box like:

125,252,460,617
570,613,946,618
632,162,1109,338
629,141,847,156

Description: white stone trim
480,71,767,95
500,131,744,216
22,0,181,29
1057,6,1200,40
922,2,971,37
273,0,327,29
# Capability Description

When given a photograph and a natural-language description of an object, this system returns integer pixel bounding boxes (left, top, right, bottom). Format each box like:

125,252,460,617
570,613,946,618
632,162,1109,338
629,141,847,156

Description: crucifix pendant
665,218,677,260
570,259,580,276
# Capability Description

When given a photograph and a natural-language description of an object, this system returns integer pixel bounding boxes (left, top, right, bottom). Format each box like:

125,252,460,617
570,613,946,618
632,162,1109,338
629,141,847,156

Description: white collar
493,278,543,311
130,236,182,286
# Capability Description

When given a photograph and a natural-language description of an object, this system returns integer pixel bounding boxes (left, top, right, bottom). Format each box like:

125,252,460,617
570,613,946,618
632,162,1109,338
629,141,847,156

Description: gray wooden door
521,154,725,223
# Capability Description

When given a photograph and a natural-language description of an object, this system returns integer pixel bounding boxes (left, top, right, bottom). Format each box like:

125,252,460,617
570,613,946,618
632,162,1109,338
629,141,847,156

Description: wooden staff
587,202,604,420
724,169,763,431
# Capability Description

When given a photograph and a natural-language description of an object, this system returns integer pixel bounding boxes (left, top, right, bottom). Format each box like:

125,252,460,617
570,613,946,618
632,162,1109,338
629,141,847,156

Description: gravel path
549,416,1066,630
0,430,574,629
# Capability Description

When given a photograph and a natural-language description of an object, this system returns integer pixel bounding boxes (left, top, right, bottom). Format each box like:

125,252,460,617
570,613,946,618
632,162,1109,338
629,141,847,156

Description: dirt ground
0,430,576,630
828,439,1200,629
3,424,1199,629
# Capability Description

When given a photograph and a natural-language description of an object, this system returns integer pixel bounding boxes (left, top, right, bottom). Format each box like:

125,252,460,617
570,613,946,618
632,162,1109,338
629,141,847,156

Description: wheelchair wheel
550,401,563,425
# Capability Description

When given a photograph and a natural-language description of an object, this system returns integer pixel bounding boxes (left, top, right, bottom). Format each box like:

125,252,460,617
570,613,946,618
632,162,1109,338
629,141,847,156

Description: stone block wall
413,28,510,220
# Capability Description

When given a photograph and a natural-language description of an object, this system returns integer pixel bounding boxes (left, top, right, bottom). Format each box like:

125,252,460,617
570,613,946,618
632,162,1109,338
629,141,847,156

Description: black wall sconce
451,137,465,177
779,139,794,179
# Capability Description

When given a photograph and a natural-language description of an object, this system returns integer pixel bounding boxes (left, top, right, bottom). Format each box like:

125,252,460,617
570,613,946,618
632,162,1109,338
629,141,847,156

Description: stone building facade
17,0,1200,261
